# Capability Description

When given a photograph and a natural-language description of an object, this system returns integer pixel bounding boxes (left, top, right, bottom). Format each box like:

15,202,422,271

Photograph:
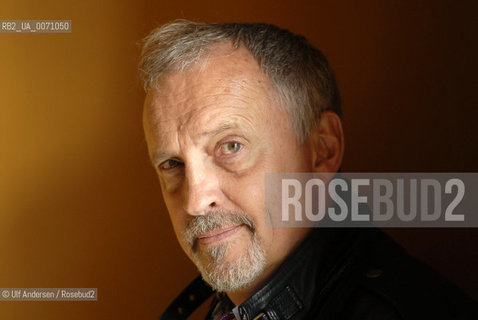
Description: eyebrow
198,122,239,139
150,121,241,165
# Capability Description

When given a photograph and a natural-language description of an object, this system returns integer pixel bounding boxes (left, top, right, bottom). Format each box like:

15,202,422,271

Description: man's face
143,44,313,293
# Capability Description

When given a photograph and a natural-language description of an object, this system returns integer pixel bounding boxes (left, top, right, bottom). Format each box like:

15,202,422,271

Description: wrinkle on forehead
151,106,258,157
146,78,270,127
148,113,257,166
144,44,273,116
143,44,280,159
145,89,264,148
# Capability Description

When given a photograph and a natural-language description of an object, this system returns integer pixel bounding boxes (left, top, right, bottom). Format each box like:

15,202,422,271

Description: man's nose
182,162,220,215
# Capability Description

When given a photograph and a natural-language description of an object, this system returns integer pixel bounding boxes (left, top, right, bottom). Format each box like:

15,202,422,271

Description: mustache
182,210,255,248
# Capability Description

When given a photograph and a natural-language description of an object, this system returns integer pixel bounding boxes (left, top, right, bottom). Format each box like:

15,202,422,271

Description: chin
193,237,266,292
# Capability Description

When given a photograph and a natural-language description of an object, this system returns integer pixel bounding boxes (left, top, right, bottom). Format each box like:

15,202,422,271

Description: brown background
0,0,477,319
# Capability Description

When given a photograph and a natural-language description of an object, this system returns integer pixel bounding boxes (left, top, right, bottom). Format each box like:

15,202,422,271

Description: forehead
143,44,279,143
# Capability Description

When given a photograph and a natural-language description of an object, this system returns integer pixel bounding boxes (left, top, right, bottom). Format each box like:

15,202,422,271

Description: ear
308,111,344,173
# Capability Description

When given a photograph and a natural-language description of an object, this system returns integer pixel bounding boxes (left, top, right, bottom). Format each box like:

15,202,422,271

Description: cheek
223,170,275,244
161,192,189,244
168,212,194,259
224,169,264,214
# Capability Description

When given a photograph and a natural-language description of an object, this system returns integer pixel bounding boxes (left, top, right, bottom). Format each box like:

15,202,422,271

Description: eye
220,141,243,155
159,159,183,171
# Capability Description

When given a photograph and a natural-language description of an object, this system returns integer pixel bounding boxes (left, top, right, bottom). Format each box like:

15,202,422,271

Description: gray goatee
182,210,266,292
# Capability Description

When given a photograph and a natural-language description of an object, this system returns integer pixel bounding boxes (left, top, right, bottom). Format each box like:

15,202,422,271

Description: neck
227,288,255,306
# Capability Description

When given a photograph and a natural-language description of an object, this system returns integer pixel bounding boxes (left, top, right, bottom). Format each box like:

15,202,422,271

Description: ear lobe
308,111,344,173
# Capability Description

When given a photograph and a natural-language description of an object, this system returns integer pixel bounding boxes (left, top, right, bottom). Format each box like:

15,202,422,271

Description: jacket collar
233,228,357,320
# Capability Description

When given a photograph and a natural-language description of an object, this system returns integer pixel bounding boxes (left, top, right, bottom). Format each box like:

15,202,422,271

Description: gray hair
139,20,341,144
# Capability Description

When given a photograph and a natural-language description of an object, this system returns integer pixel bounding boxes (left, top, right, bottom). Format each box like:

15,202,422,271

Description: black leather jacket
159,228,478,320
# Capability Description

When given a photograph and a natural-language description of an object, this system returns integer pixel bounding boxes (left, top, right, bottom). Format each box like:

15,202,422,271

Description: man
140,21,478,319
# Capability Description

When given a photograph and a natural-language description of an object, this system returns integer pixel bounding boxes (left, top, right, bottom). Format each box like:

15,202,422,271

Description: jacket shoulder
340,229,478,320
312,229,478,320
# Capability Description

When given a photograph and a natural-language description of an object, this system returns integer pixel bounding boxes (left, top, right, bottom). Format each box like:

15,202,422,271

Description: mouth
197,224,244,246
